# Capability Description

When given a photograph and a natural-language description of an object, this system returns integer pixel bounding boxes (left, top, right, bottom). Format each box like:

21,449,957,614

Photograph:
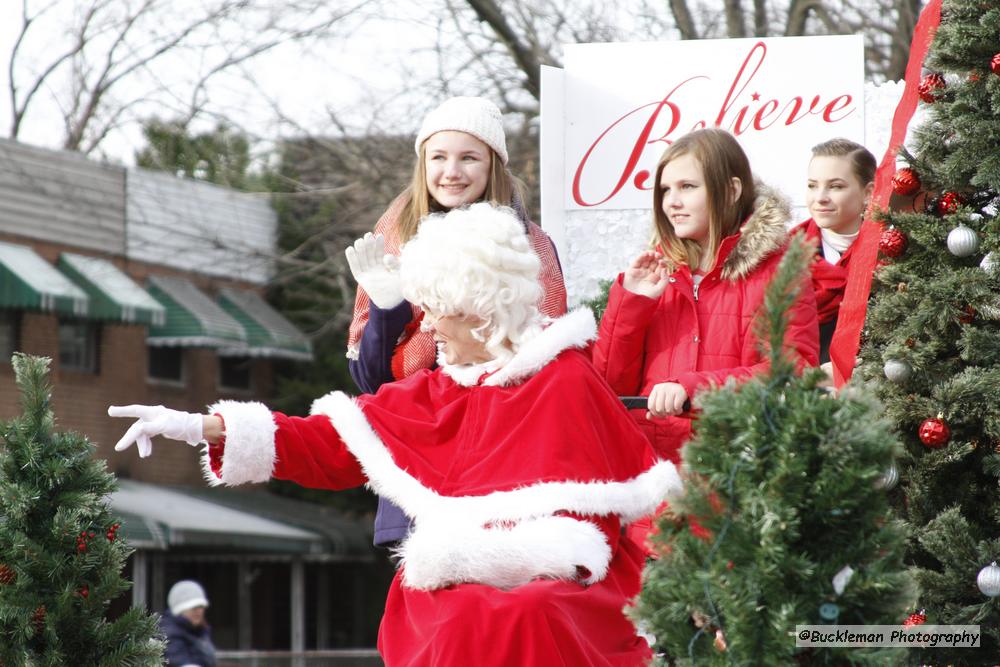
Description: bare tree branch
669,0,699,39
464,0,551,99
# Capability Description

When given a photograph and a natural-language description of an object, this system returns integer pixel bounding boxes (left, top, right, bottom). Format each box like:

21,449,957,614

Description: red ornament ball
892,168,921,196
0,564,15,585
937,191,963,215
918,73,946,103
959,305,977,324
903,609,927,627
919,417,950,448
991,53,1000,77
879,227,907,258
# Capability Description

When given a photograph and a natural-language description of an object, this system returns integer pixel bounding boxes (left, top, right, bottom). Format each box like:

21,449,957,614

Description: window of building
0,311,19,362
218,356,252,391
148,346,184,383
58,320,99,373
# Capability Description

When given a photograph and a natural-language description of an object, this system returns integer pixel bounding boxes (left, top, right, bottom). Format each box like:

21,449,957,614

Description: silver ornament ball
875,462,899,490
977,561,1000,597
883,359,912,383
981,252,998,273
947,224,980,257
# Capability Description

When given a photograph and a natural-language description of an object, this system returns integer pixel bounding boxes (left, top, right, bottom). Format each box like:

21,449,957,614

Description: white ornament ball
976,561,1000,597
883,359,912,383
947,224,980,257
981,252,998,273
875,462,899,491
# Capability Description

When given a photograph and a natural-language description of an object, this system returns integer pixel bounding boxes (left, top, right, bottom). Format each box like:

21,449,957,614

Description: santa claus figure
111,203,681,667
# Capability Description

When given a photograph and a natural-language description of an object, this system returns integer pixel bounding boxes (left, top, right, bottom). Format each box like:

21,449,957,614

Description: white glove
107,405,204,458
345,233,404,310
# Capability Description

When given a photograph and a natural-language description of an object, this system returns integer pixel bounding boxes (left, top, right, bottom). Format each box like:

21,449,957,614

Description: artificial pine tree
855,0,1000,661
0,354,163,665
636,238,915,665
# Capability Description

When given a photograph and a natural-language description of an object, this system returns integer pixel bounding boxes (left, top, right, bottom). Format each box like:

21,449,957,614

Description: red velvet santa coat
791,218,856,325
203,309,681,667
592,189,820,463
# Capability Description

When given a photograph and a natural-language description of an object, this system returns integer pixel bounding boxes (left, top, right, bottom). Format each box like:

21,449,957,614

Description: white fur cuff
202,400,277,486
399,515,611,591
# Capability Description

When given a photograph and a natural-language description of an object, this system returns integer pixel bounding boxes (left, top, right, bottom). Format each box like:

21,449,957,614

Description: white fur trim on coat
311,391,682,524
201,400,277,486
438,308,597,387
399,515,611,591
311,389,682,589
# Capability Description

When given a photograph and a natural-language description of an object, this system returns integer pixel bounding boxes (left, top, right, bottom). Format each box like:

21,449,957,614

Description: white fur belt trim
399,515,611,591
311,391,683,525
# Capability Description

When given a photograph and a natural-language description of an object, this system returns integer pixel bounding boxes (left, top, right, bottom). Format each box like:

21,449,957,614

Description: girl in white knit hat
344,96,567,549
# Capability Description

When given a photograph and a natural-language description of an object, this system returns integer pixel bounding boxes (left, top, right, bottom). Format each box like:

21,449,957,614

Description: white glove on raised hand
345,233,404,310
107,405,204,458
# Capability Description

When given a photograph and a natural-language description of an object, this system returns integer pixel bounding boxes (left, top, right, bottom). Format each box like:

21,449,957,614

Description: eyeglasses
420,307,457,330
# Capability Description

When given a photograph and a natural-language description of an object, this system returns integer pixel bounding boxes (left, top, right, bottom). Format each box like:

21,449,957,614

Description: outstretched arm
109,402,366,490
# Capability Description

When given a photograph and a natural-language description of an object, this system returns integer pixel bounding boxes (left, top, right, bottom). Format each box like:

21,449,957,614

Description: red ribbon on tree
829,0,943,387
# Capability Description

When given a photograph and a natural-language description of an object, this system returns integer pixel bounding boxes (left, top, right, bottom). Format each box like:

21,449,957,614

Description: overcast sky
0,1,444,165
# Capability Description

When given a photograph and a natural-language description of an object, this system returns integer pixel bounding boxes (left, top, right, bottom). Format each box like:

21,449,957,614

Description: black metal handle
619,396,692,412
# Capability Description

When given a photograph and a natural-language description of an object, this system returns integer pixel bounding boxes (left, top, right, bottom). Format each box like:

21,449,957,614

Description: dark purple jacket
160,611,216,667
349,300,416,546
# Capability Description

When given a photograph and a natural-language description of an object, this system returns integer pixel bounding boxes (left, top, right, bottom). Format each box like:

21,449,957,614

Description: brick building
0,137,383,652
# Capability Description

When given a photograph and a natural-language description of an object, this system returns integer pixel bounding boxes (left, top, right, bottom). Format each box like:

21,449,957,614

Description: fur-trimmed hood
718,183,791,281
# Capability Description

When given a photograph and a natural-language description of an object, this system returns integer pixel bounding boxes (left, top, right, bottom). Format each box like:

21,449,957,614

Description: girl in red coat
345,96,567,548
593,128,820,464
111,203,679,667
793,138,876,367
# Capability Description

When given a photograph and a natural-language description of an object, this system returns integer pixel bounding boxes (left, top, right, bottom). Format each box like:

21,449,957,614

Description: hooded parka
593,187,820,462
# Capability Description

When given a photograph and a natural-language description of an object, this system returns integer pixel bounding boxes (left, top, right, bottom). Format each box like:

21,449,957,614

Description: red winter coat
593,189,820,462
205,310,680,667
792,218,856,325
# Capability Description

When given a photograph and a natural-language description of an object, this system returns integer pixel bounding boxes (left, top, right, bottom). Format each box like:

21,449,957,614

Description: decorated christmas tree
0,354,163,664
854,0,1000,661
636,239,915,664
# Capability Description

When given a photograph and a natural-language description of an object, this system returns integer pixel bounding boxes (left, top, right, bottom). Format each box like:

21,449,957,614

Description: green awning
218,288,313,361
57,253,166,326
0,241,89,317
146,275,246,347
111,480,340,555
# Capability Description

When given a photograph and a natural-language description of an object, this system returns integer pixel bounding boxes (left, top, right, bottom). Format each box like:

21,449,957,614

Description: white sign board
540,35,883,306
563,36,864,210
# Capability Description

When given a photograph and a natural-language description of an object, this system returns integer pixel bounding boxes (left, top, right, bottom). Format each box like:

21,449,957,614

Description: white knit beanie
168,580,209,615
414,96,508,164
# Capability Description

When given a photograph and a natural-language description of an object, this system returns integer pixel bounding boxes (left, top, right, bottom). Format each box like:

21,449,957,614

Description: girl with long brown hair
593,128,819,466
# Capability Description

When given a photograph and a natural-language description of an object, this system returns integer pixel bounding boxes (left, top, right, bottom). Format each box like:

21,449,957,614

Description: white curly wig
399,203,544,364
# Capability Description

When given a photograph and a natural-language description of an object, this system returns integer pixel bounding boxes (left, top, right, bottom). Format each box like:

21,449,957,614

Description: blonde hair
399,203,542,364
652,128,756,271
810,138,877,187
395,142,520,244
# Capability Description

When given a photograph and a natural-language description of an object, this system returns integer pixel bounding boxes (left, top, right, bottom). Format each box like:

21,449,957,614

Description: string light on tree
946,224,979,257
977,562,1000,597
